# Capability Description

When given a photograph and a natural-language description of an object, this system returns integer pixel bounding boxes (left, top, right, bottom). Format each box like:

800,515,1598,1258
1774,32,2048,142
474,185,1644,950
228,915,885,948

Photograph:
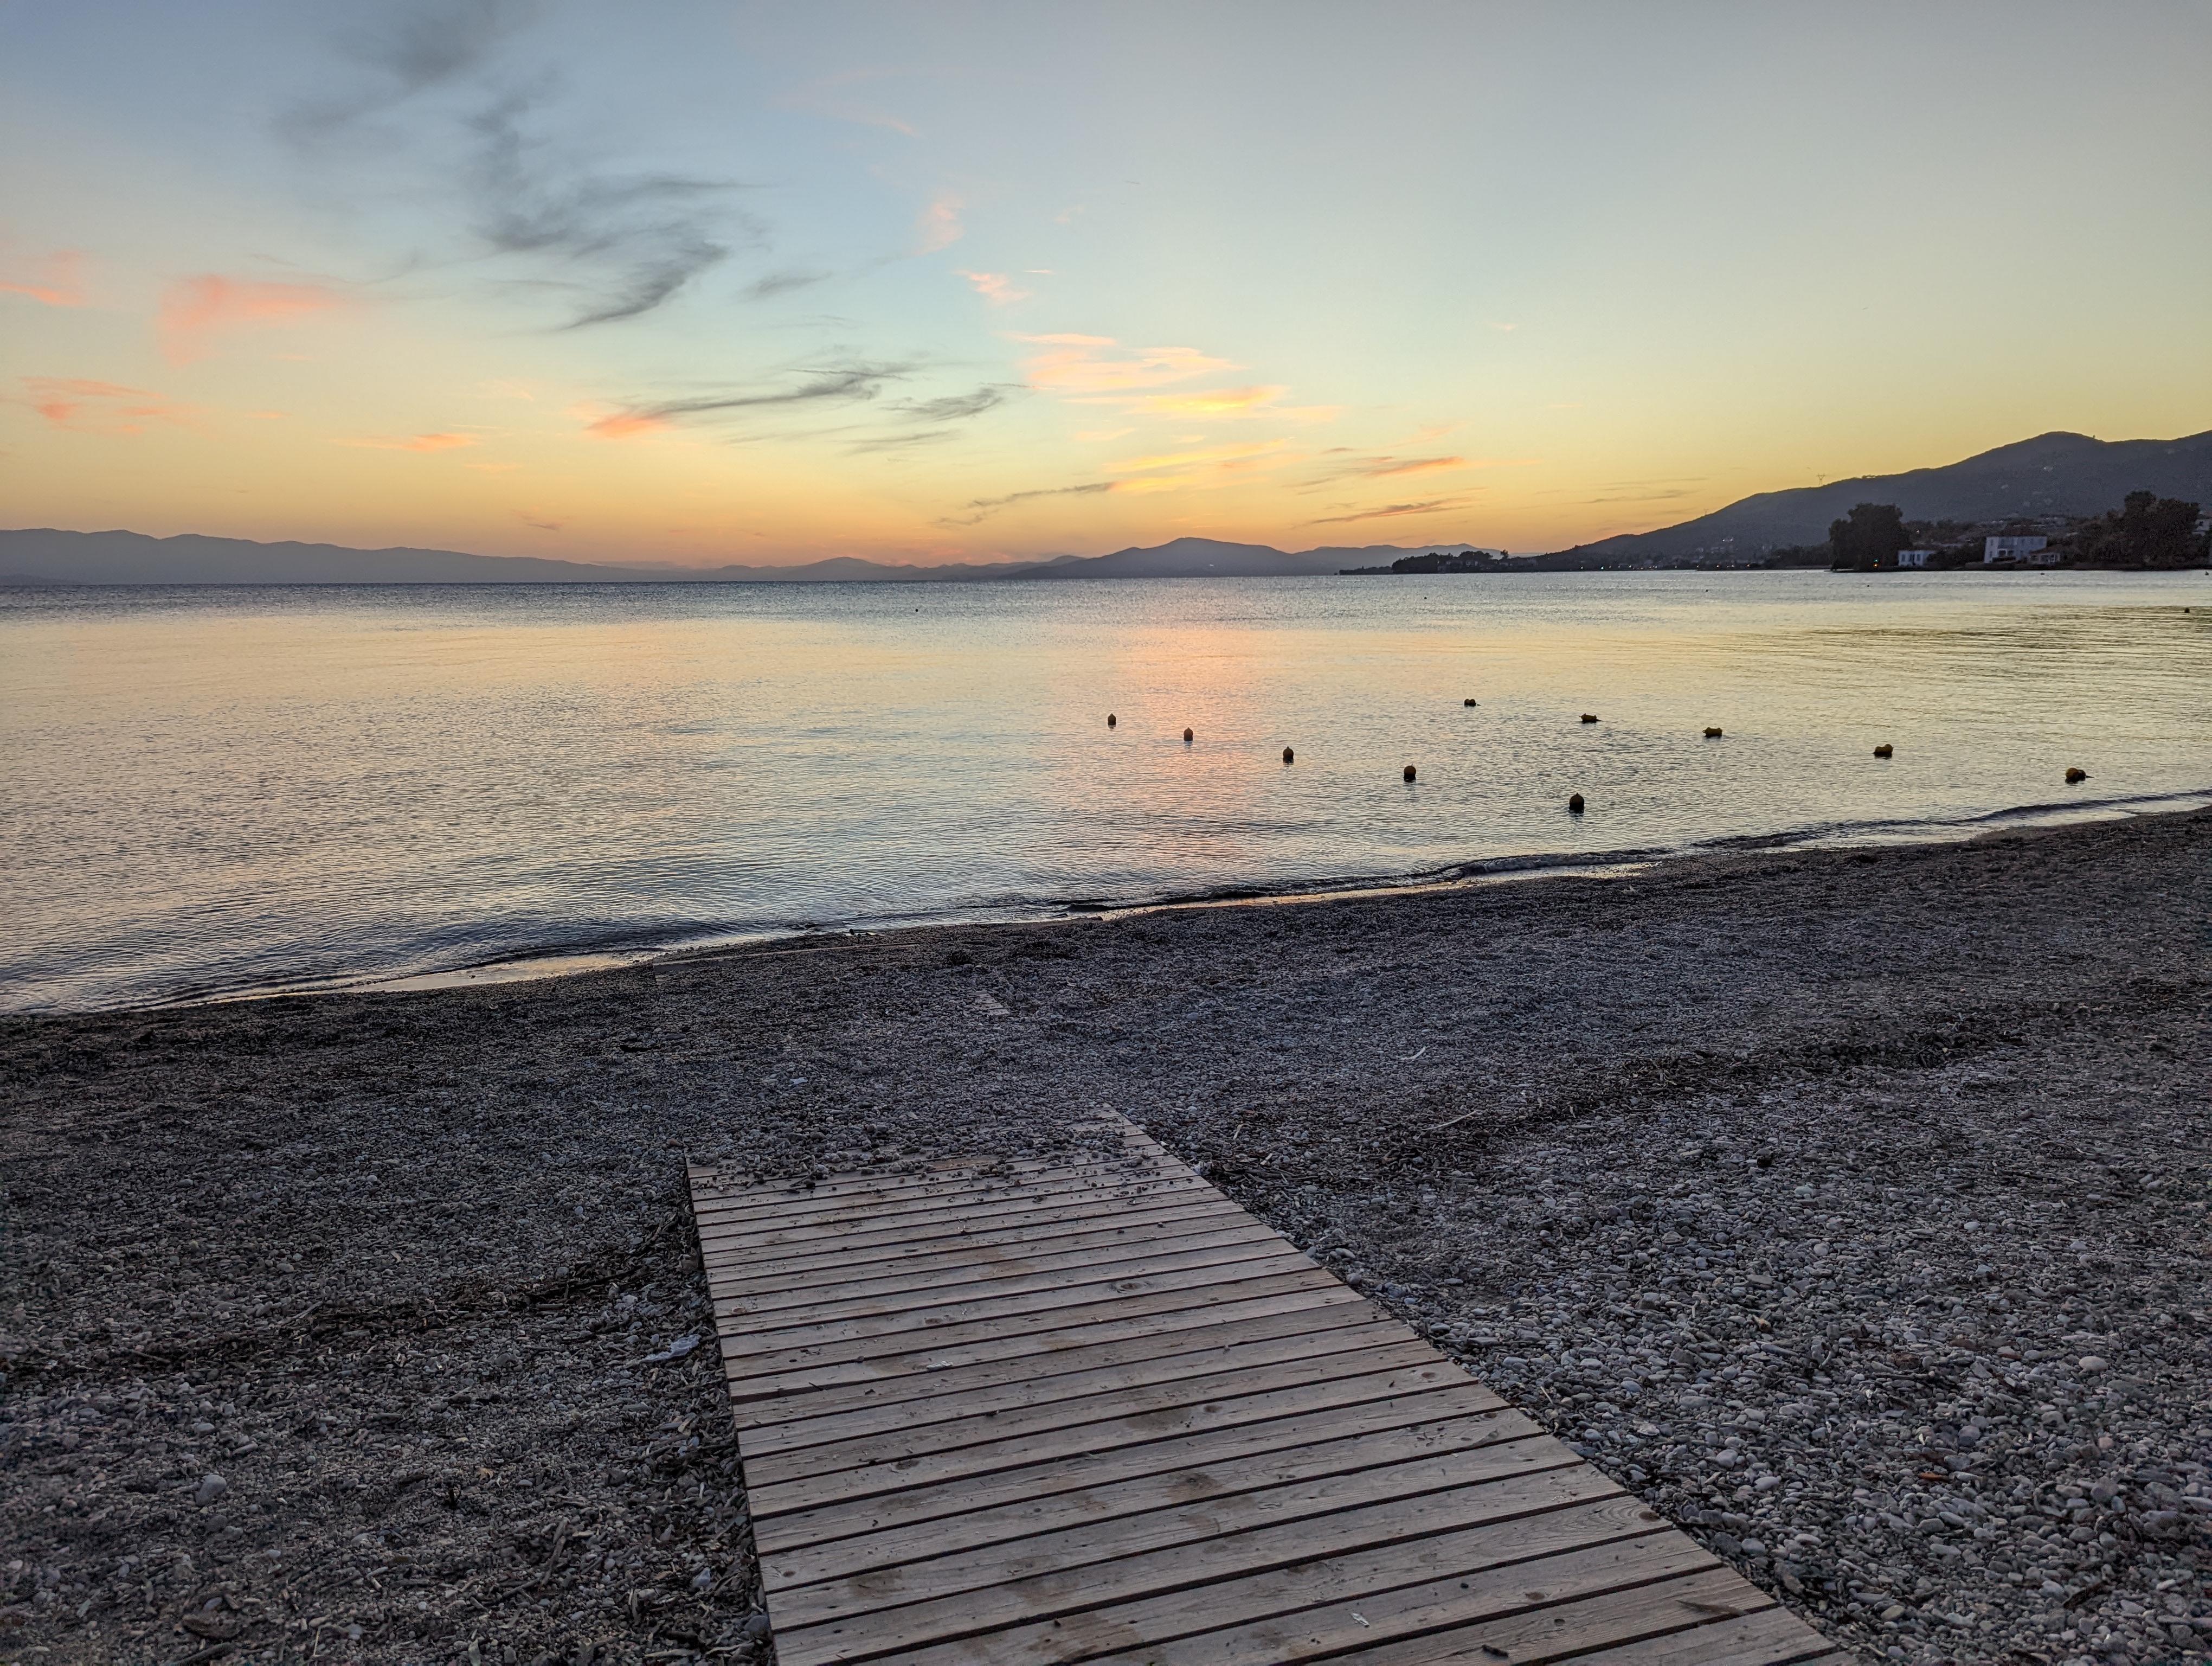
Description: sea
3,569,2207,1013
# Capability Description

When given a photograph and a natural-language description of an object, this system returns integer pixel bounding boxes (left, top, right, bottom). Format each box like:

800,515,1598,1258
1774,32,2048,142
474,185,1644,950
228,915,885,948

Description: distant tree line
1759,492,2207,570
2075,491,2204,568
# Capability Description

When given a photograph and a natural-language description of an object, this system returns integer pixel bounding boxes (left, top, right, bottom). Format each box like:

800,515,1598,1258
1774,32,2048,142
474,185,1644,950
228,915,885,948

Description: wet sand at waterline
4,808,2208,1664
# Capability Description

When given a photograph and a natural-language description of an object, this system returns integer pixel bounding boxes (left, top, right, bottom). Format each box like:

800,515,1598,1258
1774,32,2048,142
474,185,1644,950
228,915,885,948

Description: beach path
689,1119,1844,1665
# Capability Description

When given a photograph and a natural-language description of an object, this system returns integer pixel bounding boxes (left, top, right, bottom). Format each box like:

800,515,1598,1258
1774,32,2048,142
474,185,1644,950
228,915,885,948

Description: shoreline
3,808,2208,1664
61,781,2212,1016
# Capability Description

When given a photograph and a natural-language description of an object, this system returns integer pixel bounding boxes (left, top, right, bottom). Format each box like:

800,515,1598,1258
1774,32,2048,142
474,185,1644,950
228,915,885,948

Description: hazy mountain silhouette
11,429,2204,582
1562,430,2212,560
0,529,1452,585
0,530,1043,585
992,537,1423,579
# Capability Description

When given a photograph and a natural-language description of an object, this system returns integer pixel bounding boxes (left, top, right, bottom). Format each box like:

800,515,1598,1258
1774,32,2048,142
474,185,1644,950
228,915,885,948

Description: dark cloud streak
285,6,756,329
894,386,1011,424
1308,498,1468,525
938,481,1111,527
466,91,751,327
743,268,830,301
608,362,914,430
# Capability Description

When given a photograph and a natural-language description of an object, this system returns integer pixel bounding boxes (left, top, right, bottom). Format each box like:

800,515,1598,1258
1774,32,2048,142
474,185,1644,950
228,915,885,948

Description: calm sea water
3,571,2207,1012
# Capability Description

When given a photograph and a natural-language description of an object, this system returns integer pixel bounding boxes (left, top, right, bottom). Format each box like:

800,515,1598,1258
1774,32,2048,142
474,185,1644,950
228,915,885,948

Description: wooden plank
744,1347,1475,1490
759,1411,1553,1592
779,1478,1690,1663
763,1432,1592,1625
696,1179,1224,1257
1284,1564,1787,1666
721,1266,1343,1377
1563,1606,1847,1665
751,1389,1510,1552
693,1169,1204,1240
747,1378,1506,1525
871,1495,1663,1663
689,1126,1833,1666
689,1154,1140,1212
705,1206,1264,1296
740,1323,1430,1459
726,1285,1370,1411
715,1232,1299,1332
730,1299,1393,1430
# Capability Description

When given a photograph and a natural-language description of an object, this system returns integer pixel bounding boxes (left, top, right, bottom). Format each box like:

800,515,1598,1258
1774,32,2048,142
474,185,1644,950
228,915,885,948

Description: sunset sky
4,1,2208,566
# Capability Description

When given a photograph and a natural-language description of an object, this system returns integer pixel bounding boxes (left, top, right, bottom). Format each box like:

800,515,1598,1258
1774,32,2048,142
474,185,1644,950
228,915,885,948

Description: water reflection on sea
2,571,2206,1010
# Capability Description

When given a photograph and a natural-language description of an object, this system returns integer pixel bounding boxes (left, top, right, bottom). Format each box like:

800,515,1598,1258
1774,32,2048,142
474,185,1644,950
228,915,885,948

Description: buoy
1282,747,1295,765
1182,727,1193,744
1463,697,1478,707
1107,713,1116,727
2065,766,2087,784
1704,727,1724,739
1568,792,1585,813
1580,713,1599,724
1403,764,1417,782
1873,744,1893,758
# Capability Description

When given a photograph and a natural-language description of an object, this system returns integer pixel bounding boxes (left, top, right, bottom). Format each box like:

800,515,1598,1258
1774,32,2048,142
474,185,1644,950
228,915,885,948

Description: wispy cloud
1361,456,1464,478
743,268,829,302
1586,481,1703,503
158,275,352,363
343,432,477,452
1017,335,1233,395
516,509,561,531
283,0,539,138
287,8,754,330
956,269,1030,305
1309,498,1470,525
894,386,1010,423
585,361,912,438
0,249,87,307
848,429,957,453
22,377,196,435
915,193,963,254
937,480,1114,527
467,92,751,328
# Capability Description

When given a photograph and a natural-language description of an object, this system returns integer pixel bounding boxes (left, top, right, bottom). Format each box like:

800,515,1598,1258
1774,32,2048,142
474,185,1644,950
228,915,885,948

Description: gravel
3,806,2207,1664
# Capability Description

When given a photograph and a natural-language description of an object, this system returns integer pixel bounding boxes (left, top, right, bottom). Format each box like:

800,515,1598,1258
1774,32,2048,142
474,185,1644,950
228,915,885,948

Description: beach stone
193,1473,227,1505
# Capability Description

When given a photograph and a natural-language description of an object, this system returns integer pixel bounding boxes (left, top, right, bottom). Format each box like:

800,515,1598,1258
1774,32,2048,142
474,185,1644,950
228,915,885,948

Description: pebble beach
2,808,2207,1665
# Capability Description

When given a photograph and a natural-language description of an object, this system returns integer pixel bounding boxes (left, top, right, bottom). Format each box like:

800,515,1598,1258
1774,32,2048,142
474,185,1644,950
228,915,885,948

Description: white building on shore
1984,535,2053,564
1896,549,1935,568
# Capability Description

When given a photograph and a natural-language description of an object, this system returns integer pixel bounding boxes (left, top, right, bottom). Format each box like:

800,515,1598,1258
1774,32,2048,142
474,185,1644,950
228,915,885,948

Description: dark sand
3,810,2207,1665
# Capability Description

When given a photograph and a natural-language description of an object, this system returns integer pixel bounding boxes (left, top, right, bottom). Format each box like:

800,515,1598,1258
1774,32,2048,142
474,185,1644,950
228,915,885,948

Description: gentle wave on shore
3,569,2208,1011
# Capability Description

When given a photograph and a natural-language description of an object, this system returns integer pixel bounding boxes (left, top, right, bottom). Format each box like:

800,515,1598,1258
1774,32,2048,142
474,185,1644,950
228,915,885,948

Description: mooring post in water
1183,727,1193,744
1283,747,1295,765
1569,792,1585,813
1404,763,1417,782
1107,713,1116,727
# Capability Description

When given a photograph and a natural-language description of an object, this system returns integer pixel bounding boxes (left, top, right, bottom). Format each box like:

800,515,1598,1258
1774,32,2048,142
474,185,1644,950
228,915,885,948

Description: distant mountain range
1561,429,2212,561
0,528,1451,585
5,429,2205,584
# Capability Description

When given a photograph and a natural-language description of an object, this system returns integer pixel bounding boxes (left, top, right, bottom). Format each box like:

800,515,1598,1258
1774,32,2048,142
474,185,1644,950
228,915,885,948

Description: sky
3,1,2209,567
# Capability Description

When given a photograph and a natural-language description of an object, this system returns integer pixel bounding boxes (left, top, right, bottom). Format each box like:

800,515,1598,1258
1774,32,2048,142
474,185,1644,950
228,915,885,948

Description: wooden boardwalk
690,1123,1844,1665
